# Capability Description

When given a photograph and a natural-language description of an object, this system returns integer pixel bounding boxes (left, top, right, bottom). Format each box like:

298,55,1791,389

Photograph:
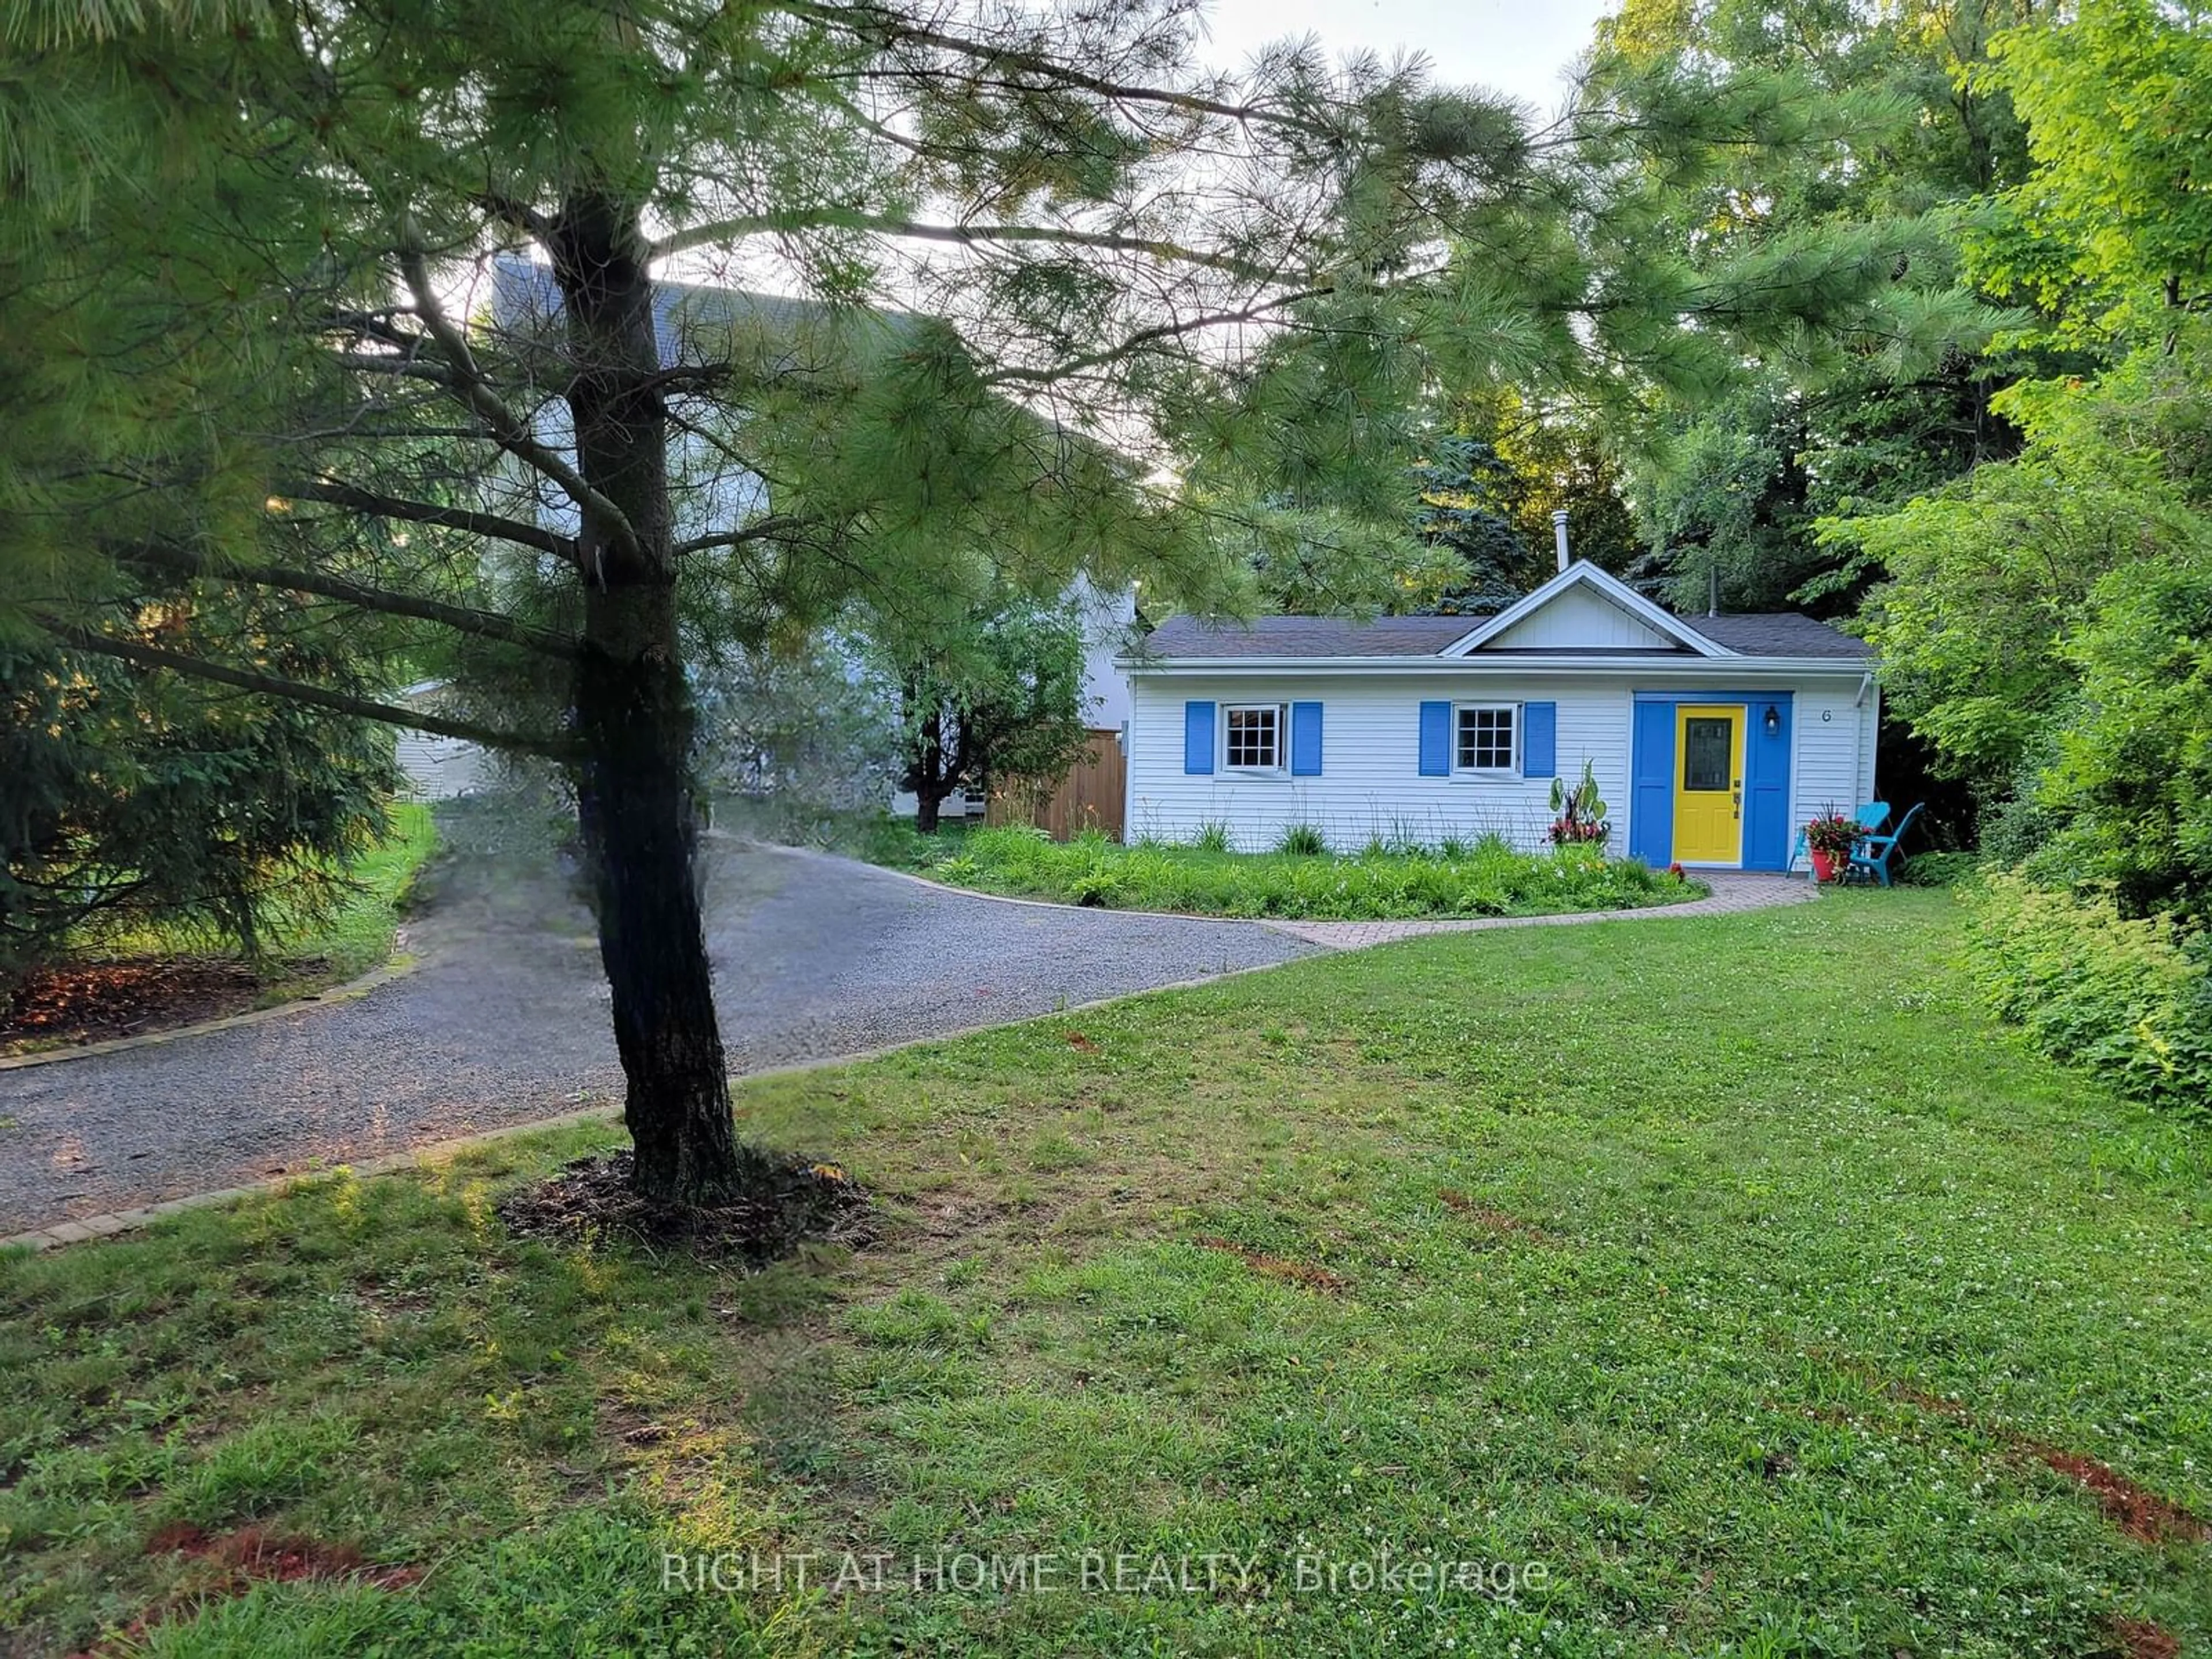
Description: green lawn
4,892,2209,1656
871,823,1703,921
257,800,441,993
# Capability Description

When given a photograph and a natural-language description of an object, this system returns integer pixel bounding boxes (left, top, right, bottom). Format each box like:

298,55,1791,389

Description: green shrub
1275,823,1328,857
1900,851,1979,887
1063,866,1120,907
1968,872,2212,1109
900,827,1700,922
1191,821,1233,853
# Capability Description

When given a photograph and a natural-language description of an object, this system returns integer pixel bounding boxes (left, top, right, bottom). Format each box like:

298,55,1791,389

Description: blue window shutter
1418,701,1450,776
1290,701,1323,776
1183,700,1215,775
1521,702,1557,779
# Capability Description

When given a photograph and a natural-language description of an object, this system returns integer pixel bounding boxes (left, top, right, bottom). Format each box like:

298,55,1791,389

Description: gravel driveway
0,827,1315,1236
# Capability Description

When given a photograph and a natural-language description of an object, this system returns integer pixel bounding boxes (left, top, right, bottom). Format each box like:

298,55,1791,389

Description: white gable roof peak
1440,560,1729,658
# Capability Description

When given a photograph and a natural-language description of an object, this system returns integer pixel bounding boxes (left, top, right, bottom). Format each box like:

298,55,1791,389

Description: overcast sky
1190,0,1613,112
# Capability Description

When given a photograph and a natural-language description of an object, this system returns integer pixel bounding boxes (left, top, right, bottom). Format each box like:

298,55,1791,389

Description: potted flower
1547,761,1611,849
1804,807,1858,882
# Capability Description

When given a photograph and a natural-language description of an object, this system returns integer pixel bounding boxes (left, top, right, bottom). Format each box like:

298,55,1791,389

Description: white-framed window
1455,703,1517,773
1223,702,1286,772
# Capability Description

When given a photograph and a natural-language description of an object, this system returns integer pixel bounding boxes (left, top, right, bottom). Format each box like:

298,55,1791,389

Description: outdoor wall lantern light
1763,704,1782,738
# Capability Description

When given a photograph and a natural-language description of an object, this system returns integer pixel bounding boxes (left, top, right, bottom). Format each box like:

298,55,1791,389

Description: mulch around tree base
2,957,273,1054
497,1148,873,1262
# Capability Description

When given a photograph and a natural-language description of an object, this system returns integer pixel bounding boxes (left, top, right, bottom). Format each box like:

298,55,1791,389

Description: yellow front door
1673,704,1744,865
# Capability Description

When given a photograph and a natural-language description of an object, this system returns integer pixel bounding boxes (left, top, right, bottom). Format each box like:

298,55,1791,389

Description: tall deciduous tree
1592,0,2035,612
874,600,1092,834
1835,2,2212,855
1,0,1974,1206
1972,0,2212,345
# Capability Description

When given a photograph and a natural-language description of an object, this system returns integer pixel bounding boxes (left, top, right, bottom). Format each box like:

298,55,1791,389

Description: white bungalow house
1118,560,1877,871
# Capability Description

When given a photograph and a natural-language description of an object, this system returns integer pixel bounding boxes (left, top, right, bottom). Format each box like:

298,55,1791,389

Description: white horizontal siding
1125,673,1631,854
1788,678,1880,854
395,730,493,801
1129,668,1880,863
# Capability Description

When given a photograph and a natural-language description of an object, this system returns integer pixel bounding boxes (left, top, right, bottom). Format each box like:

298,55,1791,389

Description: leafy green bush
1191,821,1233,853
841,813,975,871
1968,872,2212,1110
2034,551,2212,925
1275,823,1328,857
893,826,1700,922
1899,851,1979,887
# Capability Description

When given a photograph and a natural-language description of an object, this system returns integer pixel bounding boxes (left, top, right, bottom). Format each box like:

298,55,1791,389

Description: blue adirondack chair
1846,802,1922,887
1791,802,1889,878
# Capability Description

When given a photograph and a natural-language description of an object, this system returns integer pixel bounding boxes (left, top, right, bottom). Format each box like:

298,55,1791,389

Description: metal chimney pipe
1551,509,1570,573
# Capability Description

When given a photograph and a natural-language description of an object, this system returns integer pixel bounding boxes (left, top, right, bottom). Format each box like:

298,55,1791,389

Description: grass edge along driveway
3,889,2207,1658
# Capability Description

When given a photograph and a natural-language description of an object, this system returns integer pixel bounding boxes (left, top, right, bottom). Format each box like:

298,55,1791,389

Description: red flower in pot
1804,808,1858,882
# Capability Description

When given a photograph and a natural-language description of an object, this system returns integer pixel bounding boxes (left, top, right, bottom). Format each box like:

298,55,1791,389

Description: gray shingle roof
1138,609,1870,661
1684,613,1872,659
1139,615,1484,658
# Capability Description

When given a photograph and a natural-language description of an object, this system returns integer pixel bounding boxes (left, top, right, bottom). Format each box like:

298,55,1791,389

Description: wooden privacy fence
987,728,1126,841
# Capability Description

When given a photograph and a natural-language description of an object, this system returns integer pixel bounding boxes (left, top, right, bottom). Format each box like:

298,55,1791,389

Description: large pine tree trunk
552,194,762,1207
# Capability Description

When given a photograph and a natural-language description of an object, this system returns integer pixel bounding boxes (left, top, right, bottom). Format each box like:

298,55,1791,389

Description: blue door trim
1627,691,1793,870
1628,702,1676,867
1742,695,1793,872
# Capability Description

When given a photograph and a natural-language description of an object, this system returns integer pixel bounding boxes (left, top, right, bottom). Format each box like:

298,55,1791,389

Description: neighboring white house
1119,560,1877,870
392,681,496,801
1073,574,1137,733
438,253,1134,821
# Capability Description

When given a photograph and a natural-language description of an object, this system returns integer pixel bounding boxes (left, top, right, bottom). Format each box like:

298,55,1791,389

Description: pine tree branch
980,282,1346,387
284,479,579,566
331,351,460,384
650,210,1275,278
391,225,645,563
775,1,1335,138
115,538,581,660
671,516,810,557
474,190,555,241
32,619,573,760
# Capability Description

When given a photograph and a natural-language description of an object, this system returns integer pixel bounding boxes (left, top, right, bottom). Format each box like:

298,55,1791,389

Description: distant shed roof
483,252,922,370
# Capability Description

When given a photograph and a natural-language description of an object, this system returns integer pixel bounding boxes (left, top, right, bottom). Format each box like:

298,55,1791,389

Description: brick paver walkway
1264,871,1817,948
